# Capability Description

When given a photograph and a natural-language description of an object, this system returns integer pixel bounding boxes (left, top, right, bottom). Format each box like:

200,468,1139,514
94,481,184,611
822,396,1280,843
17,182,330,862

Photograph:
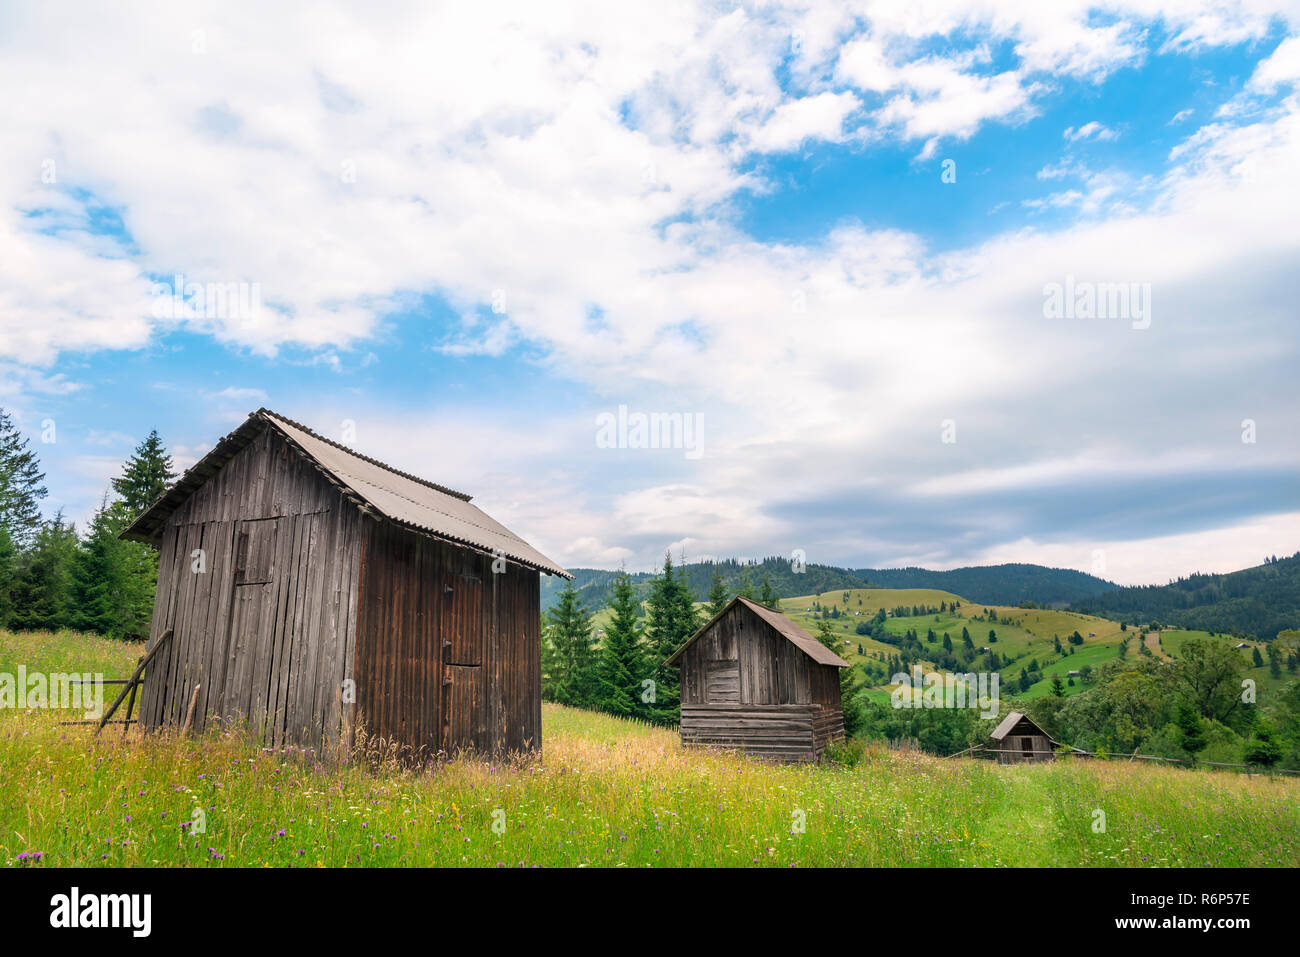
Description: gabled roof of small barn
121,409,571,578
665,596,849,668
991,711,1045,741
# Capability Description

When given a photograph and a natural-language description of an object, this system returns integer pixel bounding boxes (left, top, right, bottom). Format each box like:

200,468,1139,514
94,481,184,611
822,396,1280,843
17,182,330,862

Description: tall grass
0,630,140,679
2,704,1297,868
1,630,1297,868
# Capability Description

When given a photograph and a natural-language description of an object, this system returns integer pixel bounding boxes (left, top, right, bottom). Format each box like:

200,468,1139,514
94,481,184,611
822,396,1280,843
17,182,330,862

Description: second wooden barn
666,596,849,762
122,409,570,758
988,711,1070,763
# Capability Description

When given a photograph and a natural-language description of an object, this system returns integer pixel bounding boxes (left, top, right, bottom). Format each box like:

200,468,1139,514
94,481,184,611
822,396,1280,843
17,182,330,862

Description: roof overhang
665,595,849,668
121,409,573,579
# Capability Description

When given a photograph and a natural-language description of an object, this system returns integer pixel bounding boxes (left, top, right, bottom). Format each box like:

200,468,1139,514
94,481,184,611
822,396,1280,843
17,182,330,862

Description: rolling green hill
778,587,1129,701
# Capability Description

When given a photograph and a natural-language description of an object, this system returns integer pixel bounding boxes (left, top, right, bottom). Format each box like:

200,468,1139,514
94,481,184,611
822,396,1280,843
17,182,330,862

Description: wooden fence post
97,629,173,736
180,684,202,736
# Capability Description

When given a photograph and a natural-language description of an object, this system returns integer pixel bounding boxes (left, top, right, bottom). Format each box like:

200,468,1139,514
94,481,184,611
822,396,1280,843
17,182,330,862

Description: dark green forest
540,556,868,613
0,408,174,640
541,556,1120,614
546,553,1299,643
854,562,1117,606
1071,553,1300,640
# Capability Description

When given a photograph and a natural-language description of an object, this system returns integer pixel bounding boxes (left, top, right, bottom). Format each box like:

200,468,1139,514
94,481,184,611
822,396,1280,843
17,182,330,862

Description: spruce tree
541,582,597,707
540,610,561,699
596,571,646,718
706,563,730,617
0,524,14,626
1176,702,1206,757
0,408,48,547
758,575,780,610
69,498,155,639
736,565,756,601
643,553,697,723
112,429,177,519
815,616,866,736
8,512,78,631
675,558,700,636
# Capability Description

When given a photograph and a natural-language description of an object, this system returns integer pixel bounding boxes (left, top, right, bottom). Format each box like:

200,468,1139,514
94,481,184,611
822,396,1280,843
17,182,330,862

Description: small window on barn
705,659,740,703
234,520,277,585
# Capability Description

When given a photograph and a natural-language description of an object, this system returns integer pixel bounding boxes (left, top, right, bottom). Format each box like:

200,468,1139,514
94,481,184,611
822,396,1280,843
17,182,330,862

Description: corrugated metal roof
122,409,571,578
666,596,849,667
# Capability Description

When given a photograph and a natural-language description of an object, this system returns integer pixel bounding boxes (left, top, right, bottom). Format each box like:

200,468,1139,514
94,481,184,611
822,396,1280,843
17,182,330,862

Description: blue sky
1,1,1298,585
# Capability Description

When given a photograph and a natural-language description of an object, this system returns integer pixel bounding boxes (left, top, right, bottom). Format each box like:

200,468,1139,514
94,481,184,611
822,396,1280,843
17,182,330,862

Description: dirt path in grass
1144,631,1170,659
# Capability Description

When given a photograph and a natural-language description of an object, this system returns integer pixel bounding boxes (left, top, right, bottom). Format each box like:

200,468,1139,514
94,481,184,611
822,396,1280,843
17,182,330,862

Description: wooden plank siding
675,601,844,762
138,427,365,754
136,419,547,760
992,715,1057,764
352,522,540,759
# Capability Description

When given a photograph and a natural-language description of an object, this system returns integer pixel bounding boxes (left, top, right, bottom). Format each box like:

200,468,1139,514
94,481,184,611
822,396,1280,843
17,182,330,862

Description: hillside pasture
778,588,1130,700
1159,628,1295,702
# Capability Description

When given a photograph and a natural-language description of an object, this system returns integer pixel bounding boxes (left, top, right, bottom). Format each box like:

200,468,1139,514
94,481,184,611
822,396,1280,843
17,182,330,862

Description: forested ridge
1071,553,1300,640
543,557,1120,612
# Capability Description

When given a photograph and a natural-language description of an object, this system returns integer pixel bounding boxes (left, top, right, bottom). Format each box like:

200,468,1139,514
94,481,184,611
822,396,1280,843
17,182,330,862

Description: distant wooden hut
665,597,849,762
122,409,569,758
988,711,1069,763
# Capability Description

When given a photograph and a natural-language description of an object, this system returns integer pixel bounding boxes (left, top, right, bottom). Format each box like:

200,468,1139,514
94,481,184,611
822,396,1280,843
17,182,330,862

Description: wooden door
222,517,285,729
439,566,484,752
443,569,484,665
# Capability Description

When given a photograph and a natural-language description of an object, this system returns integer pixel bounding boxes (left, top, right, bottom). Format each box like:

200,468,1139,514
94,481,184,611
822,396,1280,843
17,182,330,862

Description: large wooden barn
666,596,849,762
122,409,569,758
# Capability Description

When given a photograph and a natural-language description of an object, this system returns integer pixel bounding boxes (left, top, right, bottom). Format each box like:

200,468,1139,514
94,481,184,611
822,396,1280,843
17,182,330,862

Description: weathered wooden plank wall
676,602,845,761
139,426,362,752
139,420,543,759
994,727,1055,763
353,522,541,759
680,705,822,761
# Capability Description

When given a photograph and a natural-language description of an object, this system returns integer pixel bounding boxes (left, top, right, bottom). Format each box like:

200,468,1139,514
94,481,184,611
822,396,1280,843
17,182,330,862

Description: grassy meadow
2,628,1300,868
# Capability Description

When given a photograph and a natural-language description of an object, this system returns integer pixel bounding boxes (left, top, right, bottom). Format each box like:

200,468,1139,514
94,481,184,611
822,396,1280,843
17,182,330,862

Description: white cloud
1064,120,1118,141
973,512,1300,586
1249,35,1300,90
2,1,1298,580
209,387,268,402
746,91,860,152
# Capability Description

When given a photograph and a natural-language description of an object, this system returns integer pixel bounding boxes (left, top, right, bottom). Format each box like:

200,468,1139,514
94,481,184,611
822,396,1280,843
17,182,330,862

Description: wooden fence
946,743,1300,775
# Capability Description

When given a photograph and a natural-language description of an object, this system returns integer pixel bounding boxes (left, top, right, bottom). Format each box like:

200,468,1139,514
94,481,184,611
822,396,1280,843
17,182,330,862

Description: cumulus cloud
1064,121,1118,141
746,91,861,152
1,0,1297,580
